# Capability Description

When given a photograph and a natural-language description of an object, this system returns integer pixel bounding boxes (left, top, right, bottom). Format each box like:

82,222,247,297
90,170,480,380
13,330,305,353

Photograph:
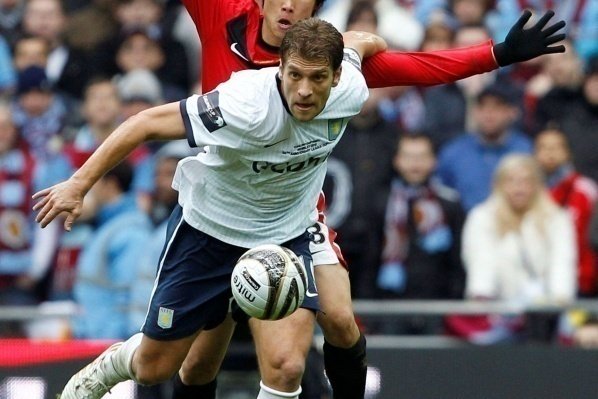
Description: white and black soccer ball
231,244,307,320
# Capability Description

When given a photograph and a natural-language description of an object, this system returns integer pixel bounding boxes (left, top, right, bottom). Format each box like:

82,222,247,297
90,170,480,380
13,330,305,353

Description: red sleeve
182,0,226,38
362,40,499,88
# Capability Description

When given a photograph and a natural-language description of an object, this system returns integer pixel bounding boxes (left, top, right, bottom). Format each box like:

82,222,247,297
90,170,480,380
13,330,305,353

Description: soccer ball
231,244,307,320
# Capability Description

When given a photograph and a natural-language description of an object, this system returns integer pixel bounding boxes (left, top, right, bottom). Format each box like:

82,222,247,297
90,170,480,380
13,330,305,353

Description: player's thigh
250,308,315,370
315,263,353,316
181,313,237,383
143,205,249,340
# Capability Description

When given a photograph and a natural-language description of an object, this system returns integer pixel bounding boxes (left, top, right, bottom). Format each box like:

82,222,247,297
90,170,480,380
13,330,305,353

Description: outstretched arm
33,102,185,230
362,10,566,88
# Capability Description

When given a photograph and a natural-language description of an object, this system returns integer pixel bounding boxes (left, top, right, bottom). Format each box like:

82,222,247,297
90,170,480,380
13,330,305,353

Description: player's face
280,54,341,121
261,0,317,46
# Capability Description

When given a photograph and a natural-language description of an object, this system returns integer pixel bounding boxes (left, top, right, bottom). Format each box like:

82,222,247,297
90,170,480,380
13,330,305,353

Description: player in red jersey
172,2,567,398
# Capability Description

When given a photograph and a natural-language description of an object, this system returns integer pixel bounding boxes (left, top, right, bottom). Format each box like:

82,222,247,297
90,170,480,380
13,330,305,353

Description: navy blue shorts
142,205,319,341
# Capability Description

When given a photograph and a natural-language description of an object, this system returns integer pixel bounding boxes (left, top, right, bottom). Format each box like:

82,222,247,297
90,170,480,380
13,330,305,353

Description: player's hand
493,10,566,66
343,31,388,60
32,180,85,231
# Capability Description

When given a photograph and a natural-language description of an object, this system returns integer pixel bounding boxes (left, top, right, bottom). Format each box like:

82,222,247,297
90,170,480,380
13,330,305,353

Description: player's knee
133,353,178,385
179,355,220,384
320,306,359,347
265,351,305,387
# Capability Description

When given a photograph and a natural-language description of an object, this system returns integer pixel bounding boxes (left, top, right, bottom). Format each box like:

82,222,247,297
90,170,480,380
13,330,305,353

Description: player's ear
278,65,283,80
332,66,342,87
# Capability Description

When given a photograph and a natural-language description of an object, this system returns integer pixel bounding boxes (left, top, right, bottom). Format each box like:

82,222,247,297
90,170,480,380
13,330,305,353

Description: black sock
171,373,217,399
323,333,367,399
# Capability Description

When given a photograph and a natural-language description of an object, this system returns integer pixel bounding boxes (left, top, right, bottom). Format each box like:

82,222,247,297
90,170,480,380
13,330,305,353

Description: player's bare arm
32,102,186,231
342,31,387,60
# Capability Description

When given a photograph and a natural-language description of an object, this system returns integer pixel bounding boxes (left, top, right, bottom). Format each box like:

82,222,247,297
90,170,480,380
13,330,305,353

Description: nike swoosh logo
230,42,249,62
263,138,288,148
301,256,319,298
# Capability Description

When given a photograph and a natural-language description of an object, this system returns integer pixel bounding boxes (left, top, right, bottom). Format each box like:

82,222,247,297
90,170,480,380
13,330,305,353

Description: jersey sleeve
182,0,227,39
179,74,268,148
362,40,499,88
319,49,369,119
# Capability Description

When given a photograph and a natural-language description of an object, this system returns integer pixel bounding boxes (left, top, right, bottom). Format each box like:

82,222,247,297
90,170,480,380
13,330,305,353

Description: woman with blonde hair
462,154,577,304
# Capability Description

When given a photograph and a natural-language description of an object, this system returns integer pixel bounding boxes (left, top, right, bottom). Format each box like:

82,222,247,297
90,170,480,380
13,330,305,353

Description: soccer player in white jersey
33,19,386,399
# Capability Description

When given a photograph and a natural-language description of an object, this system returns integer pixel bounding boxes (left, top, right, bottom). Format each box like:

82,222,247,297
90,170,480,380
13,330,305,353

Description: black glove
493,10,567,67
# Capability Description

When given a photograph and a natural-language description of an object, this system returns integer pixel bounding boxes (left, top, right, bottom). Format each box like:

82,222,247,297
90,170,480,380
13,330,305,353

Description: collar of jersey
276,75,292,116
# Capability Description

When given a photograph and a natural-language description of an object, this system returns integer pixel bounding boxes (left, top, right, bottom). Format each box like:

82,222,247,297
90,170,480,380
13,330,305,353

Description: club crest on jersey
327,118,345,141
197,91,227,133
157,307,174,329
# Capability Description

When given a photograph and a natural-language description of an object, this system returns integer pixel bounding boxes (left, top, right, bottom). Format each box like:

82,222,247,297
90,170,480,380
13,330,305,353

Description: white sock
109,333,143,381
257,381,302,399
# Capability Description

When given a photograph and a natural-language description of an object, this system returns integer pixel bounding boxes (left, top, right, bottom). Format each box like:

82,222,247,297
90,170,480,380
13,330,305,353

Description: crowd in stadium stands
0,0,597,347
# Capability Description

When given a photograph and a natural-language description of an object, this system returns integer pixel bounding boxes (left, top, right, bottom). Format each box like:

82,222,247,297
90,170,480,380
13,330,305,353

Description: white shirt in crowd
462,199,577,304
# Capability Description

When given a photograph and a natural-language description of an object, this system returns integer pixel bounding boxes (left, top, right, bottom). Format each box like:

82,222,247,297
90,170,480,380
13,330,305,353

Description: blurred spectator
72,161,151,339
0,35,15,96
416,0,495,27
11,65,69,159
419,13,455,52
22,0,91,99
377,134,465,302
437,80,532,210
12,35,50,71
525,40,584,133
62,0,119,53
0,0,24,47
422,24,497,146
91,0,190,94
114,28,187,101
449,0,494,26
0,103,70,306
117,68,163,117
318,0,424,50
462,154,577,304
535,56,598,182
323,88,398,299
129,141,196,336
63,77,123,169
344,0,378,33
536,127,598,297
65,74,155,206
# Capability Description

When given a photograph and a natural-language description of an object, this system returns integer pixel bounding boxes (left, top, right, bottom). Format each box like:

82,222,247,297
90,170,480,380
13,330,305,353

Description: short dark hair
104,161,134,193
535,126,571,152
280,18,344,72
397,133,437,156
346,0,377,28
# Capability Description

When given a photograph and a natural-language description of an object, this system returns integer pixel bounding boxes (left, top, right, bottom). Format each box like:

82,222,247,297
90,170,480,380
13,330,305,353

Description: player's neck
260,23,282,49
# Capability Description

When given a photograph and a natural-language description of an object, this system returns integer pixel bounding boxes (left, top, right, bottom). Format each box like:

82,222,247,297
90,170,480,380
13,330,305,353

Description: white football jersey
173,49,368,247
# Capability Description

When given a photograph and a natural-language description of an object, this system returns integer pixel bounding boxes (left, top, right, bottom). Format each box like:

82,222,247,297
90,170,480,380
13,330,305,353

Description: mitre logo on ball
231,244,307,320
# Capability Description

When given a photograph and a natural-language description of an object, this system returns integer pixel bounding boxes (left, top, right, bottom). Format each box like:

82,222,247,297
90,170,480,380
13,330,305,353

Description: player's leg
60,332,199,399
171,314,237,398
250,229,319,399
308,210,367,399
316,263,367,399
251,308,316,398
